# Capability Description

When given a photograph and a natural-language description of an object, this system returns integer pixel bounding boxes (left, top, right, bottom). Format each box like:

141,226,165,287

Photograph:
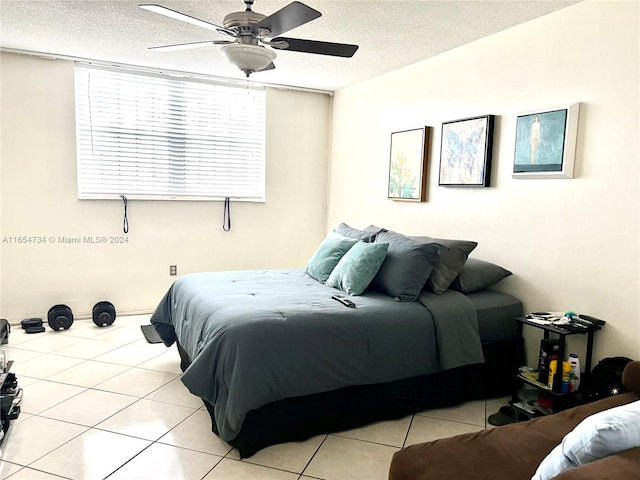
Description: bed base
176,338,519,458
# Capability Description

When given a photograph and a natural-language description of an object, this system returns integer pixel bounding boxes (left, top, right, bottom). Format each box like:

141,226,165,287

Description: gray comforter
150,269,484,441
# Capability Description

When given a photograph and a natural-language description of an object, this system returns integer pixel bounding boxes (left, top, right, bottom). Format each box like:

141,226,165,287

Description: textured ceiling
0,0,580,92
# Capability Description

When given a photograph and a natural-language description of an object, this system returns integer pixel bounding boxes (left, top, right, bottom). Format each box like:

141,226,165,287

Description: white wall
327,0,640,361
0,52,331,321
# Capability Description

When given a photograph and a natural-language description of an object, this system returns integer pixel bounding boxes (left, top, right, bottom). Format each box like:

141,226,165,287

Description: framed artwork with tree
388,127,430,201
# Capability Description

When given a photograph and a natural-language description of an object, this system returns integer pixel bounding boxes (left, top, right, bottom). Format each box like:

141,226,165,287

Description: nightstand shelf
511,316,603,416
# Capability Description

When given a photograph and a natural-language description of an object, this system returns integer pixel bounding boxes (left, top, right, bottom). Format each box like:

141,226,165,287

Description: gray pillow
372,230,445,301
449,258,512,294
326,241,389,296
334,222,378,242
411,236,478,294
362,225,387,239
305,232,358,283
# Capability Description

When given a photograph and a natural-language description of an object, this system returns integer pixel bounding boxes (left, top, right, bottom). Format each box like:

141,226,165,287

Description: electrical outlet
170,265,177,276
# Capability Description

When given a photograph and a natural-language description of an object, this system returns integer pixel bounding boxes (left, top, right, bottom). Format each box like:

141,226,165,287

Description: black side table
511,316,602,415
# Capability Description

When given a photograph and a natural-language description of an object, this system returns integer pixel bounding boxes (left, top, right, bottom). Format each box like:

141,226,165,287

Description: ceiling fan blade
139,4,236,37
258,62,276,72
272,37,359,57
256,1,321,37
149,40,236,52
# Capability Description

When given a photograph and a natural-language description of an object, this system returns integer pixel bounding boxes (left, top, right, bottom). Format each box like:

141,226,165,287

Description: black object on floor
141,324,163,344
488,405,519,426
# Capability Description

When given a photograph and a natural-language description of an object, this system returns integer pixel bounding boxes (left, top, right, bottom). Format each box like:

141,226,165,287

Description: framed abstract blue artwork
512,103,580,179
439,115,494,187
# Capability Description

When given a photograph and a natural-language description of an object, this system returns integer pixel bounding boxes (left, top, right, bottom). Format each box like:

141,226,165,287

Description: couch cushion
533,399,640,480
389,392,639,480
623,360,640,395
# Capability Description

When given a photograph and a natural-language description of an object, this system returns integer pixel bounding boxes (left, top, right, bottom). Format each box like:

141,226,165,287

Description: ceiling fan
140,0,359,77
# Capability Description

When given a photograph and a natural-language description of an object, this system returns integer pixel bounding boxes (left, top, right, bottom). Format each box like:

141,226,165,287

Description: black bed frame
176,338,520,458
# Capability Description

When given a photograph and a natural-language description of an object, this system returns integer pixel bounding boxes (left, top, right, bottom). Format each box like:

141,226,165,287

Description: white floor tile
4,347,43,364
19,379,86,414
334,415,413,448
129,337,169,349
137,349,182,374
46,359,130,388
49,337,121,360
13,353,84,380
56,319,115,339
93,326,149,344
116,314,153,327
92,344,164,367
11,333,82,354
93,367,178,397
40,388,138,426
158,409,233,456
0,460,23,478
0,416,88,466
5,328,36,346
29,428,151,479
417,398,487,427
204,458,299,480
404,414,485,447
145,377,203,408
304,435,398,480
4,466,66,479
235,435,326,474
107,442,221,480
96,398,196,441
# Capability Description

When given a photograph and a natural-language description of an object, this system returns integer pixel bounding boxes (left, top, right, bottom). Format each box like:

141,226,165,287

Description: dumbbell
47,304,74,331
92,301,116,327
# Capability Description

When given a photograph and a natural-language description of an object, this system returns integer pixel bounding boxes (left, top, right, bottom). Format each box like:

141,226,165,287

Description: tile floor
0,315,509,479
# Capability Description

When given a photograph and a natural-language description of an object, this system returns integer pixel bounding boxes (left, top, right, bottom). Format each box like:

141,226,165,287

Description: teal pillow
305,232,358,283
326,241,389,296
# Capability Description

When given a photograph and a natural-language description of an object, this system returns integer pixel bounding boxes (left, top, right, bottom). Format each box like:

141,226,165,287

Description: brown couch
389,361,640,480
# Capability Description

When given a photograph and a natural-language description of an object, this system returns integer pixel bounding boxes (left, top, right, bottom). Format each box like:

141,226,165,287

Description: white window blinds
75,64,266,201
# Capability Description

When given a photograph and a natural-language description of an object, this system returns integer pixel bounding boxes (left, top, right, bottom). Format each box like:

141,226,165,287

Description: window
75,64,266,201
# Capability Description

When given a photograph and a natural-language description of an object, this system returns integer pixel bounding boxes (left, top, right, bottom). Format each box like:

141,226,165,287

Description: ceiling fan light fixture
221,44,276,76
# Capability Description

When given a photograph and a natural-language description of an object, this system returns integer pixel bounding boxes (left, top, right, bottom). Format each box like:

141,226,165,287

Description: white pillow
562,399,640,465
531,443,575,480
532,399,640,480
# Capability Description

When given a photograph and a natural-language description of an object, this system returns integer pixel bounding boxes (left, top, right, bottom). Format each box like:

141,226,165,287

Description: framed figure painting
512,103,580,178
388,127,430,201
439,115,494,187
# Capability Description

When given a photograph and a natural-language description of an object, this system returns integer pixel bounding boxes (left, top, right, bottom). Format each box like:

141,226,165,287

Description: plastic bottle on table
548,359,557,390
569,353,581,392
562,361,571,394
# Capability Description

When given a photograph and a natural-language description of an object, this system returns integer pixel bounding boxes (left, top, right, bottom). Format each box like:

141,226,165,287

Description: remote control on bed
331,294,356,308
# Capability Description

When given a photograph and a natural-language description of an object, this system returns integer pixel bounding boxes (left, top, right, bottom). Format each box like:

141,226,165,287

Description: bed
150,225,522,457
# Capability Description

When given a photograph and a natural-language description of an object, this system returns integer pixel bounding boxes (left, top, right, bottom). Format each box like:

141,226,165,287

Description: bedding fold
417,290,485,370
